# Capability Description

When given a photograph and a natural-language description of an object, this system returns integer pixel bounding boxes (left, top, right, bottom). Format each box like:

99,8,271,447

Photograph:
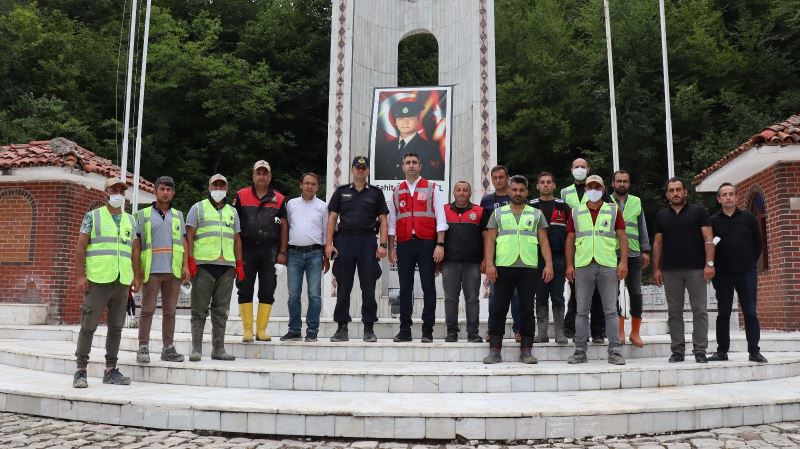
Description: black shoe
567,351,588,364
695,353,708,363
363,323,377,343
444,332,458,342
393,330,412,342
563,327,575,339
421,331,434,343
749,352,768,363
304,334,318,342
467,333,483,343
73,370,88,388
280,331,303,342
330,323,349,342
708,352,728,361
591,337,604,344
668,352,685,363
102,368,131,385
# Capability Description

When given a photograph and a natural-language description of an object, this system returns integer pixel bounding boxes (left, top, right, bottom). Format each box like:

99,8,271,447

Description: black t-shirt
328,184,389,232
711,209,762,273
653,203,711,270
479,193,511,216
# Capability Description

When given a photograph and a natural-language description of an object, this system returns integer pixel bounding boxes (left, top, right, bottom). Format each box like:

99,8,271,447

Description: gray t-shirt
136,207,186,275
488,206,548,268
186,200,241,266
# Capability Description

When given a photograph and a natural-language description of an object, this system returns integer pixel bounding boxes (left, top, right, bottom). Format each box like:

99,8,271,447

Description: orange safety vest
393,178,437,243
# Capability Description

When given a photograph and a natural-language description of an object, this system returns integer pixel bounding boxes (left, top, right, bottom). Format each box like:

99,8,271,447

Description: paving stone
352,442,380,449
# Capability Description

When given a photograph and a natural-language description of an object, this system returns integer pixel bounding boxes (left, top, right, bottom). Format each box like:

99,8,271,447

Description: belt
338,229,373,236
288,244,323,252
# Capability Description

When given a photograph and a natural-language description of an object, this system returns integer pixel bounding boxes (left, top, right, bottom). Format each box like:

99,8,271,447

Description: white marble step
0,363,798,439
1,339,795,394
0,325,75,341
153,314,705,338
89,327,799,362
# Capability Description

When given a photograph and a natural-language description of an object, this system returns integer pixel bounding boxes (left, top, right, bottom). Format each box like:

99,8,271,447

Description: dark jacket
233,186,286,245
443,203,486,264
529,198,570,254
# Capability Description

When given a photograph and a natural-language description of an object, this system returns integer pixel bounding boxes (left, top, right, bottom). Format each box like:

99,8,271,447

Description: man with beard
483,175,553,364
375,101,445,181
560,158,607,343
611,170,650,347
652,178,714,364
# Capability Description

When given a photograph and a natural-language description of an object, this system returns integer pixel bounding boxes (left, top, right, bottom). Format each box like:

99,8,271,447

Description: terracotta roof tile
693,114,800,185
0,137,155,193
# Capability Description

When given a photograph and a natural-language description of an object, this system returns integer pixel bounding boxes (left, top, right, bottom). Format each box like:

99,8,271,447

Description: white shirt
388,176,449,236
286,196,328,246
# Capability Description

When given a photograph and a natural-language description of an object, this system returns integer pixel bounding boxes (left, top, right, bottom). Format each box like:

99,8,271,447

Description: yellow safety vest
494,204,540,268
560,183,589,210
614,194,642,253
573,202,618,268
138,206,184,282
193,199,236,263
85,206,135,284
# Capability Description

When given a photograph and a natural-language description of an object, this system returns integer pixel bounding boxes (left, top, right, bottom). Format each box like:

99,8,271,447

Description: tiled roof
0,137,154,193
694,114,800,185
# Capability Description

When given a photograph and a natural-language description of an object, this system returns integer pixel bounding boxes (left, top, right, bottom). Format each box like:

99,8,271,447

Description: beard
614,187,628,196
669,196,686,205
511,196,526,205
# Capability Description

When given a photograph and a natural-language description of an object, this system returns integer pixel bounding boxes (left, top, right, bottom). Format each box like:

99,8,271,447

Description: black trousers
564,282,606,338
397,238,437,332
333,234,379,324
490,267,538,339
712,269,760,355
237,243,278,304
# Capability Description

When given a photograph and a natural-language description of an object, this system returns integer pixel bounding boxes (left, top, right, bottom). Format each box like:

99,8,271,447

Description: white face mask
586,189,603,202
108,194,125,209
572,167,588,181
210,189,227,202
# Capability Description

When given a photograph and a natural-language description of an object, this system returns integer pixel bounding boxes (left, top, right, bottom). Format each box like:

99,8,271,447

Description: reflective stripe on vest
494,205,540,268
615,195,642,253
139,206,184,282
392,178,437,242
193,199,236,263
85,207,135,284
560,184,588,210
574,202,618,268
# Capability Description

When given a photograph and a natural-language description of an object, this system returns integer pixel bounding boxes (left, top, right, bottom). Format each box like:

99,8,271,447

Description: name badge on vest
417,191,427,201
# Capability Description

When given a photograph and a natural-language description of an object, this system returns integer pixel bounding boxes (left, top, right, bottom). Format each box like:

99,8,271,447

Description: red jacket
392,178,437,243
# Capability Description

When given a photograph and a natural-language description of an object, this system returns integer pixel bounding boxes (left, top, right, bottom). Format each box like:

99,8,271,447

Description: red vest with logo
393,178,437,243
235,186,285,244
443,203,484,263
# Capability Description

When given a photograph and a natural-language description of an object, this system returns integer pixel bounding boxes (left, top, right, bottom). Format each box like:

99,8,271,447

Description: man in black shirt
709,183,767,363
652,178,714,363
530,172,570,344
326,156,389,342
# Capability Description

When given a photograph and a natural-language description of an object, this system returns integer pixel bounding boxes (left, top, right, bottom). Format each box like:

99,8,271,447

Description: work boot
330,322,349,342
73,370,88,388
629,317,644,348
393,329,412,342
445,331,458,342
552,303,568,344
102,368,131,385
363,322,377,342
210,327,235,361
239,303,254,343
534,304,549,343
519,336,538,364
608,352,626,365
483,335,503,364
160,345,184,362
467,333,483,343
189,323,204,362
256,303,273,341
421,330,434,343
567,351,588,364
618,316,626,346
136,344,150,364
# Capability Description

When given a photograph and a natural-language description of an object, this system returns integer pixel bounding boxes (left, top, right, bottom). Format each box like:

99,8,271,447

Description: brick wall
0,181,107,323
736,161,800,331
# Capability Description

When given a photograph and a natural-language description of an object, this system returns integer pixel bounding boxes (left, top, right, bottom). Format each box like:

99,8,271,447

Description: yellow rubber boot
239,303,254,343
618,316,626,345
256,303,272,341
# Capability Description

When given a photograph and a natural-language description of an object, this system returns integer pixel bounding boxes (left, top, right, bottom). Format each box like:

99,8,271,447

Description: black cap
391,101,421,118
352,156,369,167
155,176,175,189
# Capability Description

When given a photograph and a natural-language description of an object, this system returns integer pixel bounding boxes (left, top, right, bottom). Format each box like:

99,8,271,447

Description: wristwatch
706,261,715,267
379,243,388,249
436,242,445,247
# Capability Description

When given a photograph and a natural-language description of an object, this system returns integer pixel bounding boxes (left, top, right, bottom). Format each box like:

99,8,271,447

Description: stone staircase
0,306,798,441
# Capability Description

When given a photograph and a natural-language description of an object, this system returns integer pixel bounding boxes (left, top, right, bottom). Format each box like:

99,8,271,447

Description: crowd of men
71,155,768,388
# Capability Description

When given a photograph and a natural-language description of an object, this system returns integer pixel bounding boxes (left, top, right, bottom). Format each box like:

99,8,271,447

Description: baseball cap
391,101,421,118
105,178,127,190
253,160,271,172
208,174,228,186
352,156,369,167
585,175,604,188
155,176,175,189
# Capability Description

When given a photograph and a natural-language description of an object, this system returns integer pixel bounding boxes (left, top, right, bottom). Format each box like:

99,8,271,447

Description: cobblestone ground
1,413,800,448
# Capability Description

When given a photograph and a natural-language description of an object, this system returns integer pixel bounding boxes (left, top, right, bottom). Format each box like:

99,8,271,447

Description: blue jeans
287,248,323,336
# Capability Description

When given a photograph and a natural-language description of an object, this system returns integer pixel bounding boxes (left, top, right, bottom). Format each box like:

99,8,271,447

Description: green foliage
398,33,439,87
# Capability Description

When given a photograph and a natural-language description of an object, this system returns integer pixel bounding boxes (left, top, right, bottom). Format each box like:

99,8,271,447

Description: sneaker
467,333,483,343
668,352,685,363
73,370,88,388
695,353,708,364
483,351,502,364
567,351,588,364
305,334,318,342
393,330,412,342
136,345,150,364
421,332,434,343
444,332,458,342
608,353,626,365
280,331,303,342
102,368,131,385
592,336,604,344
160,345,185,362
749,352,768,363
708,352,728,362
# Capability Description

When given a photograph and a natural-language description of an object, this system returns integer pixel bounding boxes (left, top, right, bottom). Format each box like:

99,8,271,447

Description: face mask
572,168,588,181
108,194,125,208
586,189,603,202
210,190,227,202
